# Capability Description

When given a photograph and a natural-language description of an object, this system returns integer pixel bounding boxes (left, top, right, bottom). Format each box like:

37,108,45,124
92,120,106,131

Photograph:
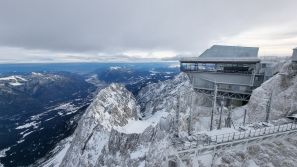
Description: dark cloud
0,0,296,62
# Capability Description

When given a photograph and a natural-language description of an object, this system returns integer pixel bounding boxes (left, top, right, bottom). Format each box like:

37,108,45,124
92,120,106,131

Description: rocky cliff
247,62,297,123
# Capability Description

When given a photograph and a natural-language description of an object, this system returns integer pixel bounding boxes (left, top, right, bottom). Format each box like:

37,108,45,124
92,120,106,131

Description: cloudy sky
0,0,296,63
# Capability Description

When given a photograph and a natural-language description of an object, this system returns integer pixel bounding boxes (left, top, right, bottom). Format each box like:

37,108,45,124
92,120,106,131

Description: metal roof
180,45,260,63
180,57,260,63
200,45,259,58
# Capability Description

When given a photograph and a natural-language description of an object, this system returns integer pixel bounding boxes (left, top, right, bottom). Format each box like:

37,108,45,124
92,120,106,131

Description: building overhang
180,57,261,63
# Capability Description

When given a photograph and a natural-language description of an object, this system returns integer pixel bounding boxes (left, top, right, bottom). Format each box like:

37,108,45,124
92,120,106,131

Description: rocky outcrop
60,83,139,167
60,74,202,166
247,62,297,123
137,73,211,118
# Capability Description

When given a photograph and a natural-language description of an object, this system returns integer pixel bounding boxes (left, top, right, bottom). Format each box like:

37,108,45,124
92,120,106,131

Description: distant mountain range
0,63,179,167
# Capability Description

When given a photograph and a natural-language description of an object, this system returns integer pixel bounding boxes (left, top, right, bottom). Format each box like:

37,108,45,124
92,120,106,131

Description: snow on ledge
116,110,168,134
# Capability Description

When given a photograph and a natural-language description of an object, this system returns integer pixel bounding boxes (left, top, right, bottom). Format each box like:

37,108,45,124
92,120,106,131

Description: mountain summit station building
180,45,275,103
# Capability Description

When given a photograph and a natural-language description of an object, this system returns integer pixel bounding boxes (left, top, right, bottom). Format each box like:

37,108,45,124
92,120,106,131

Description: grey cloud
0,0,296,61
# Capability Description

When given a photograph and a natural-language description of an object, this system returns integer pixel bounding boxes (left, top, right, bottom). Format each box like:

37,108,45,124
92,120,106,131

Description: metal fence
206,122,297,146
168,122,297,167
175,122,297,151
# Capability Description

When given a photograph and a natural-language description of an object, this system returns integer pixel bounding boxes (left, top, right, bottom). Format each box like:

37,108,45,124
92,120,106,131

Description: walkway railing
167,122,297,167
172,122,297,154
207,122,297,146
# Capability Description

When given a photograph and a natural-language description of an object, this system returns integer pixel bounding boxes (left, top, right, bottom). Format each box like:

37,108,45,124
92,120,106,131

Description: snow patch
22,131,34,138
0,75,27,86
9,82,23,86
116,110,168,134
42,136,73,167
50,102,79,116
15,121,39,130
130,146,149,159
110,66,121,70
0,147,10,158
31,72,43,76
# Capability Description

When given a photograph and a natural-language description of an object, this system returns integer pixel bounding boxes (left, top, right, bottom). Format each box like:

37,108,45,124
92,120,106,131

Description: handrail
167,122,297,166
173,122,297,151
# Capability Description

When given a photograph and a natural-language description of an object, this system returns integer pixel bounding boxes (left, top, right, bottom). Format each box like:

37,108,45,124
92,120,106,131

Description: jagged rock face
60,84,139,167
247,62,297,123
137,73,191,117
97,125,171,167
61,74,199,167
88,83,139,128
137,73,211,118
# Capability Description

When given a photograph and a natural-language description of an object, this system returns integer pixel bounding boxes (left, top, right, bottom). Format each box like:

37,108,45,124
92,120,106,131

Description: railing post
232,132,235,140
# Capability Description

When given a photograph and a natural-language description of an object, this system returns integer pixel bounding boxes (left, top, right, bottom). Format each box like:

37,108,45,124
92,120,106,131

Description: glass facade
181,62,255,74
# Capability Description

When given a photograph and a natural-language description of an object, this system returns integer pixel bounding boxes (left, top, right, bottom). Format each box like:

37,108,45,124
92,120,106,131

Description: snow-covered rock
247,62,297,123
60,73,212,167
60,83,139,166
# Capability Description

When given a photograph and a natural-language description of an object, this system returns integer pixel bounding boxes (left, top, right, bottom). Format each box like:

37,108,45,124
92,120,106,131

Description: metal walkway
167,122,297,167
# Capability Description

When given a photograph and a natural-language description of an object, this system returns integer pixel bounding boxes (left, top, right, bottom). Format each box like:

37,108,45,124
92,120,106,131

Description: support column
175,94,180,138
265,92,272,123
243,109,247,126
218,99,223,129
210,84,218,131
188,92,193,136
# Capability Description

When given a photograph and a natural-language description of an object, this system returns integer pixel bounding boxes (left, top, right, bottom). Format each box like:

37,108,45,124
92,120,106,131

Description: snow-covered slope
60,62,297,167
